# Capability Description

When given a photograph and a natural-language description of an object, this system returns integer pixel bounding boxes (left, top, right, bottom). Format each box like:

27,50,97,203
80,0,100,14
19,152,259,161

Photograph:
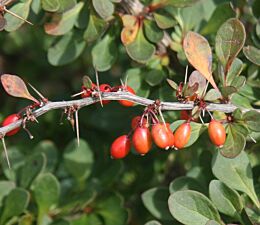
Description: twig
0,91,259,136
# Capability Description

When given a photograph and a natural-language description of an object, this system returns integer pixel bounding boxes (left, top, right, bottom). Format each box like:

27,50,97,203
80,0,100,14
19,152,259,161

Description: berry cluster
110,106,227,159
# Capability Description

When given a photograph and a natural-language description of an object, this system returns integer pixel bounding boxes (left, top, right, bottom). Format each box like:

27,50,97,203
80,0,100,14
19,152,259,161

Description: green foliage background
0,0,259,225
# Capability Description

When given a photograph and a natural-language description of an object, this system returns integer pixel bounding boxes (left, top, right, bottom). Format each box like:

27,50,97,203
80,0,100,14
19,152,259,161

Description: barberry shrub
0,0,259,225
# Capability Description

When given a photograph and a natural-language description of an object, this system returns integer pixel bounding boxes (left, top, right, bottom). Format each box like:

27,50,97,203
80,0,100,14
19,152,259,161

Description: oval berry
174,122,191,149
99,84,111,104
131,116,147,130
151,123,174,149
110,135,131,159
119,86,135,107
132,126,152,155
2,114,21,136
208,120,226,147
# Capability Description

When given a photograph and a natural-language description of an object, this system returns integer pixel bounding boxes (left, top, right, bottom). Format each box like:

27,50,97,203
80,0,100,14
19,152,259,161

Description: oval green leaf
48,31,86,66
44,2,84,36
63,139,94,180
215,18,246,72
168,190,222,225
142,187,173,220
209,180,243,219
92,32,118,72
125,27,155,63
212,151,260,208
243,45,260,66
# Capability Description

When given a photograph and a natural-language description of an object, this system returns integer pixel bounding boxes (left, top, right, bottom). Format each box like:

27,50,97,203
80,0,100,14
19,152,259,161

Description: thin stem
0,91,258,136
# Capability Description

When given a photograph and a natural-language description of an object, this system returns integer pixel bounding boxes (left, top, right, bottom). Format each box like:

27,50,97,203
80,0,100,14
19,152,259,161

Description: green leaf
220,86,237,98
226,58,244,86
157,0,200,8
125,27,155,63
212,151,260,208
1,147,24,181
84,8,107,42
63,139,94,180
153,9,175,29
144,69,166,86
144,221,162,225
57,0,77,13
219,123,246,158
32,173,60,224
215,18,246,71
4,0,32,32
168,190,222,225
0,188,29,225
209,180,243,219
206,220,221,225
18,153,46,189
44,2,84,36
243,110,260,132
169,176,205,194
243,45,260,66
92,32,117,72
92,0,114,20
18,213,34,225
48,31,86,66
231,76,246,89
201,2,235,35
143,20,164,43
142,187,173,220
125,68,150,98
170,121,206,148
33,140,58,172
94,192,128,225
204,89,222,101
0,181,15,208
41,0,60,12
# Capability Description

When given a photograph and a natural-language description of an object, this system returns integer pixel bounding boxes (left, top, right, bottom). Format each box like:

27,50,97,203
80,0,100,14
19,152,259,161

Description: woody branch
0,91,258,136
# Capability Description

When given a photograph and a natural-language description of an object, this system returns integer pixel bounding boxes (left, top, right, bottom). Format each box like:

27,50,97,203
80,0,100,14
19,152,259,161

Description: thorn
202,80,209,98
28,83,45,100
71,91,85,98
4,7,33,25
206,109,214,120
75,110,80,147
184,65,188,84
22,118,34,139
249,135,257,143
1,138,11,169
94,68,103,107
199,115,205,124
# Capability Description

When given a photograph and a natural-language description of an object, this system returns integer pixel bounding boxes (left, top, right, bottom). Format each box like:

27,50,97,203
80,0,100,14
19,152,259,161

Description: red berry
131,116,147,130
2,114,21,136
132,126,152,155
110,135,131,159
99,84,111,104
208,120,226,147
174,122,191,149
151,123,174,149
81,83,96,98
119,86,136,107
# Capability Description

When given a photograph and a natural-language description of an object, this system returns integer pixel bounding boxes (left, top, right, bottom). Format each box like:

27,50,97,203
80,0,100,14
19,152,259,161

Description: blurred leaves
63,139,94,181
